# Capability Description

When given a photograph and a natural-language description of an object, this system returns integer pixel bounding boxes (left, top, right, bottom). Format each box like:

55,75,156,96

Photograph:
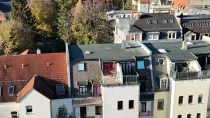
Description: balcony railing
170,70,210,80
123,75,139,84
72,97,102,107
139,111,152,116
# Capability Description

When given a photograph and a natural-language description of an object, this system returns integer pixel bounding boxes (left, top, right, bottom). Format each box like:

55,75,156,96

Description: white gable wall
0,102,19,118
51,98,73,118
18,89,51,118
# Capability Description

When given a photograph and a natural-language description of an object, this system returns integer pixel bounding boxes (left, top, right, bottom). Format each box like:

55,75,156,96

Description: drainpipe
65,42,71,97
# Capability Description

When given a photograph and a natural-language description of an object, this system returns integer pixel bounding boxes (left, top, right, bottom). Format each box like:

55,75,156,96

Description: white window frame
78,63,85,71
79,86,87,95
160,79,167,88
168,31,177,39
26,105,33,114
8,86,14,96
146,33,159,40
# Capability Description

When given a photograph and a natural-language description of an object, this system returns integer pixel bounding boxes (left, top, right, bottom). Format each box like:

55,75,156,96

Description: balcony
170,70,210,80
123,75,139,84
72,97,102,107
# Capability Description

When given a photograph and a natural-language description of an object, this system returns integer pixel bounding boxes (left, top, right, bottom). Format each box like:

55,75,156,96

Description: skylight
163,20,168,23
153,20,158,24
147,20,152,24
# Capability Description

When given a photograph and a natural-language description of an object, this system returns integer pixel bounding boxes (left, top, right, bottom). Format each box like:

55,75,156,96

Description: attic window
26,105,33,114
163,20,168,23
147,20,152,24
56,84,65,95
8,86,14,96
78,63,85,71
11,111,18,118
153,20,158,24
169,19,174,23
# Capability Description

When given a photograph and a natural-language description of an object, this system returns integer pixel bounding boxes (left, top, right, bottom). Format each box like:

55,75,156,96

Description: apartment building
144,39,210,118
69,42,154,118
114,13,182,43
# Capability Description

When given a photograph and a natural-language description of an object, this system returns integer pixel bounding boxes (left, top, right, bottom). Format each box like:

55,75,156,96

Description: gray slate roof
69,42,149,61
117,13,181,33
144,40,210,62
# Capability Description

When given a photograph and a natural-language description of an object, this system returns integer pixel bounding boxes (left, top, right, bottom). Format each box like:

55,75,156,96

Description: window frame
146,33,159,40
198,94,203,103
187,114,191,118
161,79,167,88
56,84,65,95
26,105,33,114
157,99,164,110
0,87,2,96
188,95,193,104
197,113,201,118
11,111,18,118
179,96,183,105
8,86,14,96
131,34,135,41
118,101,123,110
141,102,146,112
78,63,85,71
79,86,87,95
158,58,164,65
129,100,134,109
168,32,177,39
137,61,145,70
178,115,182,118
95,106,102,115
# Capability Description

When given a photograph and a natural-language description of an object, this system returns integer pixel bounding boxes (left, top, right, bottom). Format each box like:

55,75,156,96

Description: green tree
11,0,36,31
71,0,113,44
0,20,34,55
56,105,73,118
30,0,56,37
124,0,133,10
56,0,76,43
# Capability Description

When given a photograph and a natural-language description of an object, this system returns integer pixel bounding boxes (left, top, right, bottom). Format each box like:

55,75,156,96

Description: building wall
0,102,19,118
19,89,51,118
51,98,73,118
74,106,102,118
169,79,210,118
102,85,140,118
153,91,169,118
138,3,150,13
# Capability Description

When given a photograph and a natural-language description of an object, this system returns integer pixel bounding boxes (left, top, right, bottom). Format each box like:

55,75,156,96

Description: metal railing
170,70,210,80
72,97,102,107
123,75,139,84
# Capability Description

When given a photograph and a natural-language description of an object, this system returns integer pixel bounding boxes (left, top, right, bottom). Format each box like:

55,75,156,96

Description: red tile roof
17,75,53,102
0,53,67,102
171,0,188,9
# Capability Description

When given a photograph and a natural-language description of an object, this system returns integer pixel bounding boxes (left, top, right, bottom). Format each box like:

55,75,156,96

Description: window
178,115,182,118
11,111,18,118
131,35,135,41
179,96,183,104
141,102,146,112
56,84,65,95
95,106,102,115
163,20,168,23
187,114,191,118
161,80,167,88
8,86,14,96
93,85,101,97
79,86,87,94
198,94,203,103
129,100,134,109
137,61,145,69
158,58,164,65
146,34,159,40
157,99,164,110
188,95,193,104
0,87,2,96
26,105,32,114
118,101,123,110
170,19,174,23
197,113,201,118
78,63,85,71
168,32,176,39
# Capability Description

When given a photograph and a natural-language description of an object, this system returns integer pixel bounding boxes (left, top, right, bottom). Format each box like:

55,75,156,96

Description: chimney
136,13,140,20
131,10,134,18
181,40,187,50
37,47,41,54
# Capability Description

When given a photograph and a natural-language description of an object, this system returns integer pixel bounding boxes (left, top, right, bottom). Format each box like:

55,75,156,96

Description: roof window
163,20,168,23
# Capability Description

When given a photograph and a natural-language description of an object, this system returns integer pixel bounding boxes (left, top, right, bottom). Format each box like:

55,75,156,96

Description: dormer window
158,58,164,65
78,63,85,71
56,84,65,95
168,31,177,39
161,79,167,88
8,86,14,96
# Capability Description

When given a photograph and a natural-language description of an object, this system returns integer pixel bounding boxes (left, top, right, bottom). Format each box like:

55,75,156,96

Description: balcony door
103,62,113,75
93,85,101,97
120,62,133,75
80,107,86,118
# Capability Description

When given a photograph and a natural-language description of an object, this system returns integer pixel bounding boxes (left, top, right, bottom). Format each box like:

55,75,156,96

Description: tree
124,0,133,10
71,0,113,44
29,0,56,37
56,0,76,43
11,0,36,31
0,20,34,55
56,105,73,118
